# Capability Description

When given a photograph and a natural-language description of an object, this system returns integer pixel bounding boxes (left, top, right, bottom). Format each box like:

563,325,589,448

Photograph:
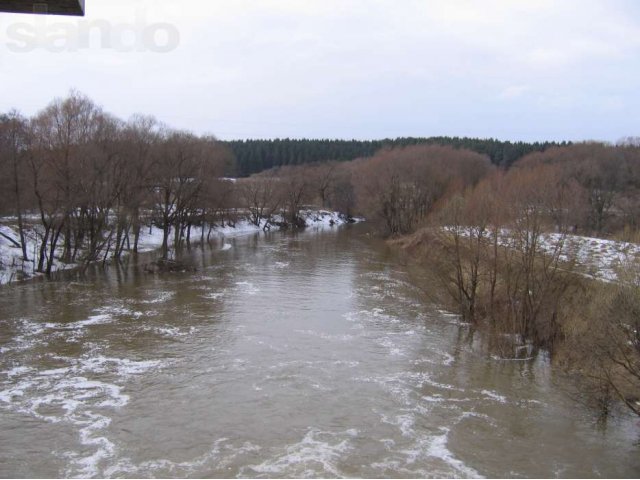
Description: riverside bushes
395,165,640,418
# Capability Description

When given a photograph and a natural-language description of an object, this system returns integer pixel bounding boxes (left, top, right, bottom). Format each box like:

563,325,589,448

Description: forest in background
224,137,568,176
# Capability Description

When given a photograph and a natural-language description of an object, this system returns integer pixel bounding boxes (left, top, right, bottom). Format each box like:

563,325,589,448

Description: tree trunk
161,223,170,260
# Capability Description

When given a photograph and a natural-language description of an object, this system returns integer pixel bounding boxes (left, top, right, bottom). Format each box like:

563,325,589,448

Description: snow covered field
542,233,640,282
450,226,640,283
0,209,358,286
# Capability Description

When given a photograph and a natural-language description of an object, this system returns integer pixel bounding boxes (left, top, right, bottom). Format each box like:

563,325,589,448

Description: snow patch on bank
543,233,640,282
299,209,363,228
449,226,640,282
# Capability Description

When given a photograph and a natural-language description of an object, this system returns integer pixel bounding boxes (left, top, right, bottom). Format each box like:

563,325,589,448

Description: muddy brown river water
0,225,639,478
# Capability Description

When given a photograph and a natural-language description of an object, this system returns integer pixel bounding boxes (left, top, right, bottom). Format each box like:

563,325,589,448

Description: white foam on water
310,382,332,391
367,308,401,324
332,360,360,368
383,413,416,438
360,370,462,409
103,438,262,478
480,389,508,404
362,367,489,476
192,275,217,282
1,319,48,354
274,261,290,269
246,428,357,478
42,306,145,333
421,394,447,403
268,359,327,370
342,311,358,323
413,350,456,367
201,292,225,300
40,311,119,333
234,281,260,295
342,308,401,327
380,438,396,450
358,372,422,405
372,426,482,478
68,314,114,329
294,329,355,343
0,353,163,478
421,375,465,392
96,305,139,317
441,352,455,366
150,326,194,338
0,380,35,403
459,410,497,427
139,291,175,304
13,319,45,335
55,377,129,408
5,365,33,378
93,306,146,320
39,367,72,377
69,412,116,478
377,338,405,356
221,243,232,251
426,428,482,478
76,356,163,377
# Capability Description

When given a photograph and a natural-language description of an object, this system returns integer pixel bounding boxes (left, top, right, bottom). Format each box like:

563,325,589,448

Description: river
0,225,639,478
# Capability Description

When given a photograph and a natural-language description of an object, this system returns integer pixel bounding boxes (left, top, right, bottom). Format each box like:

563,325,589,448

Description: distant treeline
224,137,570,176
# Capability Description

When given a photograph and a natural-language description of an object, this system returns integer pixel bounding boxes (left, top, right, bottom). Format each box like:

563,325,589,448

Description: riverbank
394,225,640,418
0,209,357,286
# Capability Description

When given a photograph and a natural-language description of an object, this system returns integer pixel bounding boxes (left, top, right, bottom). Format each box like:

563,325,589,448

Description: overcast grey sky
0,0,639,141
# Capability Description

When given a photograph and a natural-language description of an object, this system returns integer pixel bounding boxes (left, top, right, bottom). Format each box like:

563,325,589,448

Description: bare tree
309,161,338,208
115,115,161,257
151,131,227,258
353,145,492,236
564,261,640,418
75,112,123,266
327,164,356,218
0,111,30,260
31,91,104,268
269,166,310,227
516,143,626,234
238,176,281,228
